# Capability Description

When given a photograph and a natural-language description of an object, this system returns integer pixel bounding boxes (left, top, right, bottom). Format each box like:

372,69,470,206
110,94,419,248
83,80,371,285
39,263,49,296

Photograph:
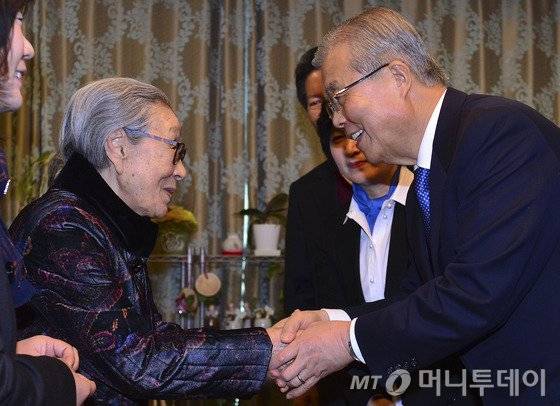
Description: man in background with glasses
285,47,416,405
285,46,356,406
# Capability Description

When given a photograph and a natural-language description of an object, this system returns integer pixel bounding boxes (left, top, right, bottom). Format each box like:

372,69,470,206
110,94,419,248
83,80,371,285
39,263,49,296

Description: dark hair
0,0,31,76
294,47,318,109
315,104,334,159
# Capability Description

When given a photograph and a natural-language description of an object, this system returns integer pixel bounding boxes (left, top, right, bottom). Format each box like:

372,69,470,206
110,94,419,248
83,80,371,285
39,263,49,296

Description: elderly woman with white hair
10,77,276,404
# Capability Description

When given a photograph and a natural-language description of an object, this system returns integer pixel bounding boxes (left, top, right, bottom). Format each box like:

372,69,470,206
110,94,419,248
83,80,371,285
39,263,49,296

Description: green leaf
267,212,286,225
235,192,288,226
267,262,282,279
265,193,288,213
237,208,263,217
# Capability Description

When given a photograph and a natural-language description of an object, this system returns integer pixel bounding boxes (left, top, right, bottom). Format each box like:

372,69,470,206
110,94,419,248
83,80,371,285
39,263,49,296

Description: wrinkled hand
267,310,330,383
73,371,96,405
17,335,80,371
279,309,329,344
266,321,289,380
271,321,354,399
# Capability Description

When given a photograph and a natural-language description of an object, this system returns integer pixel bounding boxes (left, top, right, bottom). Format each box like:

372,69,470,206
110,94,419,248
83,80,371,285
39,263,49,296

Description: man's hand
279,309,329,344
273,321,354,399
17,335,79,371
73,371,96,405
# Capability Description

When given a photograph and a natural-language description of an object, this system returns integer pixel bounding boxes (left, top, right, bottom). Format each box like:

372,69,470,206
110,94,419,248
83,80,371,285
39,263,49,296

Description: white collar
390,166,413,206
416,89,447,170
344,166,413,224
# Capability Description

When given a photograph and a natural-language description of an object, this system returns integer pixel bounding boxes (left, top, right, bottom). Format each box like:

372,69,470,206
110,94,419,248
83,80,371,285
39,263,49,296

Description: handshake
265,309,355,399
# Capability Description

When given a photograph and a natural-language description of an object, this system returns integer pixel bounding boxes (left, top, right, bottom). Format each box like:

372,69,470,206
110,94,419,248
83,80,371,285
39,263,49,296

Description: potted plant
237,193,288,256
152,205,198,254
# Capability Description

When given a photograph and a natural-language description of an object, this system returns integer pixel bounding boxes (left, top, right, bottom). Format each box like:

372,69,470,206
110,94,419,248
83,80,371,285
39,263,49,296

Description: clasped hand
17,335,96,405
266,310,354,399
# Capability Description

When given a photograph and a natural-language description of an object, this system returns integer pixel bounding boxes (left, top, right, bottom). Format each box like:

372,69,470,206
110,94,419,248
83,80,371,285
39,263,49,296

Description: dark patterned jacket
10,153,272,405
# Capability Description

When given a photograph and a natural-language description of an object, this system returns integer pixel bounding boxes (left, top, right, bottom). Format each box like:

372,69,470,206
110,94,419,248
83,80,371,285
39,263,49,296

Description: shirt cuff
349,318,366,364
321,308,351,321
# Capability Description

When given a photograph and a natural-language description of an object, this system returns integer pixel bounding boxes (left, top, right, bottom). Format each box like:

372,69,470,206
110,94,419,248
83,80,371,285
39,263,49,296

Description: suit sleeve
22,208,272,400
354,109,560,379
1,344,75,405
284,182,316,314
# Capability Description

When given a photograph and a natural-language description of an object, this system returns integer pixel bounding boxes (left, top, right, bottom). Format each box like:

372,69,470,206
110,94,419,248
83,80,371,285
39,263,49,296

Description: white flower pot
252,224,281,256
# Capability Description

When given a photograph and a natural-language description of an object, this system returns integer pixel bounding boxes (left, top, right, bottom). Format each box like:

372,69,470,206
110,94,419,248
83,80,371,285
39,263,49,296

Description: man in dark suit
273,7,560,405
284,48,353,315
285,47,412,405
285,47,360,405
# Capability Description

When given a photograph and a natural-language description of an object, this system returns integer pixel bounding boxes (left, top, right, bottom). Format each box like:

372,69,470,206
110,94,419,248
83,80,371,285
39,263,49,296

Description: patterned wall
2,0,559,254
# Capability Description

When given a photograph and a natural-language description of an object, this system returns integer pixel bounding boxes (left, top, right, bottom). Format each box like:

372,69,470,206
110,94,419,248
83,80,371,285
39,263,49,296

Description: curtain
1,1,558,404
1,0,559,250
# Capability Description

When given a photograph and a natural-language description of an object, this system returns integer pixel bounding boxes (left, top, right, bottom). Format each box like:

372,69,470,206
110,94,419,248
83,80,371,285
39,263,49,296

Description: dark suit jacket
350,88,560,405
284,160,409,405
284,160,408,313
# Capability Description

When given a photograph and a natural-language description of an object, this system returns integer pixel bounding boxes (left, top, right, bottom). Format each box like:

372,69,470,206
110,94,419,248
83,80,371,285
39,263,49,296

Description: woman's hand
16,335,79,371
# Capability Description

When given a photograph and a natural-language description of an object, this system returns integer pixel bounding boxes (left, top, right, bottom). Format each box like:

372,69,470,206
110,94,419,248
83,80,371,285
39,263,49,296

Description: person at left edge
0,1,95,404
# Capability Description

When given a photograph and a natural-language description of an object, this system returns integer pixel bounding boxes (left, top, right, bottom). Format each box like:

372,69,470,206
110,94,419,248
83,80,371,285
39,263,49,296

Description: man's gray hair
59,77,173,169
314,7,447,86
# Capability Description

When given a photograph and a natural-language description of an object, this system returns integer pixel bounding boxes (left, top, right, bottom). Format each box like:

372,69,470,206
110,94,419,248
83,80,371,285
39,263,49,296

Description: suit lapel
406,186,433,280
333,205,365,305
384,203,409,299
312,161,341,218
428,88,469,274
428,156,445,272
313,163,364,305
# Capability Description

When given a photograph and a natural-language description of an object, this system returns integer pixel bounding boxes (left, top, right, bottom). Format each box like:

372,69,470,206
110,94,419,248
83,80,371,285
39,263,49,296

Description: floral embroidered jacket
10,153,272,405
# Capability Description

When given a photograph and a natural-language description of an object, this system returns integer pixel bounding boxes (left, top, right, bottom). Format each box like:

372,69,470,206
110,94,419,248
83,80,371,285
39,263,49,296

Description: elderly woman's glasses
123,128,186,165
325,63,390,119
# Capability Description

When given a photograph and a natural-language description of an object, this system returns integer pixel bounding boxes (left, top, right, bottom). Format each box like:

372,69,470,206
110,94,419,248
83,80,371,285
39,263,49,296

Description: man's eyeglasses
123,127,186,165
325,63,390,118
